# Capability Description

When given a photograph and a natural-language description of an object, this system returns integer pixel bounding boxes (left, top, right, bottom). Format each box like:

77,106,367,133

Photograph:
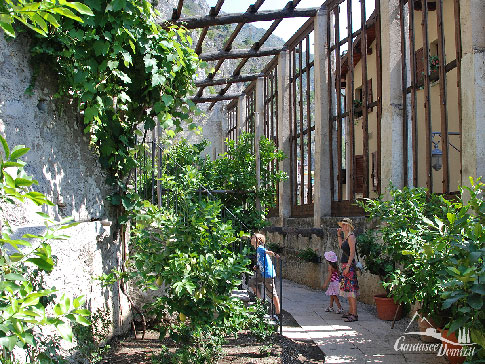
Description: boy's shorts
248,273,278,298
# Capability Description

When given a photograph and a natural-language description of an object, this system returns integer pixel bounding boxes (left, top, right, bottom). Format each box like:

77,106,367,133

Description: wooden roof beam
195,0,225,55
207,0,304,110
171,7,319,29
199,47,284,61
195,0,267,98
191,93,243,103
171,0,184,20
195,73,264,87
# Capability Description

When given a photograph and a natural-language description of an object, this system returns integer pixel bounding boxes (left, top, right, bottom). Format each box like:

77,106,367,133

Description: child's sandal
344,314,358,322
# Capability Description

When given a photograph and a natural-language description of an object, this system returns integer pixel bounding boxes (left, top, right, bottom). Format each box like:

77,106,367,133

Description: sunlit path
281,280,448,364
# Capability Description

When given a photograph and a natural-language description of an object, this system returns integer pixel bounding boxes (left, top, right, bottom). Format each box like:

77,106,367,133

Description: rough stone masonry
0,33,131,350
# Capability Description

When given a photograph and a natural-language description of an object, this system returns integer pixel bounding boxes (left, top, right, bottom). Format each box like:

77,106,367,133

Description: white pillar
313,6,332,226
461,0,485,186
380,0,405,192
255,77,265,211
277,51,292,219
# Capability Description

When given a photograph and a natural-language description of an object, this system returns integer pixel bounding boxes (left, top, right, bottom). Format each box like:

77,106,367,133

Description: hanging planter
374,294,403,321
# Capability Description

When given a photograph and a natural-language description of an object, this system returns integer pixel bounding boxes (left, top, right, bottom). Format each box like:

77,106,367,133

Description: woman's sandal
341,312,351,318
344,314,358,322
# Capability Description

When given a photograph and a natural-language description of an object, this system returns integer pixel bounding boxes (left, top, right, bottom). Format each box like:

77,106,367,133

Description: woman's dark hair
328,261,339,271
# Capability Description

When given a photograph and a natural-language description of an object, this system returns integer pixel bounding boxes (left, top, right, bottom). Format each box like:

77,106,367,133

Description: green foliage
152,324,226,364
100,134,285,363
29,0,199,180
0,0,93,37
131,198,249,328
108,197,251,364
158,133,286,232
423,178,485,361
0,136,90,361
356,229,394,282
244,301,276,342
360,180,485,362
297,248,320,264
358,185,446,313
266,242,282,254
72,308,112,363
259,344,273,357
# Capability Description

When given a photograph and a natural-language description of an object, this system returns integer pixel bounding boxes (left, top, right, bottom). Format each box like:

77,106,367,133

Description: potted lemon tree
358,186,446,322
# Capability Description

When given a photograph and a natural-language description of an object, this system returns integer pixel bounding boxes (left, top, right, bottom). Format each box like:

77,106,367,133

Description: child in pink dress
322,251,344,313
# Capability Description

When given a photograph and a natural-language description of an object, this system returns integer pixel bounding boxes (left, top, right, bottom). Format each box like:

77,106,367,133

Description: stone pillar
380,0,405,192
255,77,265,211
277,51,292,219
236,94,246,141
313,6,332,226
460,0,485,186
215,104,225,159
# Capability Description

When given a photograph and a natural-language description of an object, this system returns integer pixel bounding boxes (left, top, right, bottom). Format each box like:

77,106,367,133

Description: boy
248,233,281,315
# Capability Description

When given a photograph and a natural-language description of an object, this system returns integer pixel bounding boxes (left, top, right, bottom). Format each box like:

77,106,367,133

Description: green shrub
266,242,283,254
244,301,276,342
0,136,90,362
297,248,320,263
72,308,112,363
360,180,485,362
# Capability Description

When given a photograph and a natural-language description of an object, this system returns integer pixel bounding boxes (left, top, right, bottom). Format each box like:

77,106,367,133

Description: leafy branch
0,0,93,37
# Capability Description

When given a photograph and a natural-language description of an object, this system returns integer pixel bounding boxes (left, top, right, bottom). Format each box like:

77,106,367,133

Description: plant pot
418,316,440,343
374,294,403,321
440,329,466,364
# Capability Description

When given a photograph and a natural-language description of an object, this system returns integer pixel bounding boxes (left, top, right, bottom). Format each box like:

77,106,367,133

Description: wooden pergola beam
171,7,319,29
195,73,264,87
191,93,243,103
195,0,225,54
171,0,184,20
195,0,267,98
199,47,285,61
208,0,305,110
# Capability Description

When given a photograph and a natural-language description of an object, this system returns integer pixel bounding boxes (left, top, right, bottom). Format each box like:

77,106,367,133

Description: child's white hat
324,251,338,263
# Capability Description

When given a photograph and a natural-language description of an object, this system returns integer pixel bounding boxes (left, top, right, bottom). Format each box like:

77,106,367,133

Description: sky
205,0,376,45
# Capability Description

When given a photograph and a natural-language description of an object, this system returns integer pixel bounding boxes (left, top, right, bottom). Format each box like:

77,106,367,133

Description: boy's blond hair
253,233,265,244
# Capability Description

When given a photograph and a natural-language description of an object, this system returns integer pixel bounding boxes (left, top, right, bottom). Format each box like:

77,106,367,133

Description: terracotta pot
374,294,403,321
418,316,440,343
440,329,466,364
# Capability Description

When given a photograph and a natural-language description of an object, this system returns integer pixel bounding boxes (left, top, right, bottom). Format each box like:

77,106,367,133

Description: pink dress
325,270,341,296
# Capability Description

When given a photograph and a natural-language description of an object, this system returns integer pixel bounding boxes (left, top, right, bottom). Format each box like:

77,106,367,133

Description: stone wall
0,33,131,342
266,216,386,305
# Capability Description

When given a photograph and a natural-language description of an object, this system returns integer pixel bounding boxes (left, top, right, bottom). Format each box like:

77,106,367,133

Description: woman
337,218,359,322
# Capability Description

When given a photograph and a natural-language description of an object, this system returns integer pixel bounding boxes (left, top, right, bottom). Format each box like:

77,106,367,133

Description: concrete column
313,6,332,226
236,94,246,141
215,105,226,159
277,51,292,219
460,0,485,186
255,77,265,211
380,0,405,192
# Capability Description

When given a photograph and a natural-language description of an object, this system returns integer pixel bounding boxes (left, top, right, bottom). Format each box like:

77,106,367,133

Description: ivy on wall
29,0,200,183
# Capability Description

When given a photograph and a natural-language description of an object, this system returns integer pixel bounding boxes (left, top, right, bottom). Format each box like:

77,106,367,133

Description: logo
393,312,476,358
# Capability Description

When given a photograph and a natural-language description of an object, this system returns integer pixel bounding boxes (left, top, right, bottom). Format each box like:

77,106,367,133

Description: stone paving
281,279,448,364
